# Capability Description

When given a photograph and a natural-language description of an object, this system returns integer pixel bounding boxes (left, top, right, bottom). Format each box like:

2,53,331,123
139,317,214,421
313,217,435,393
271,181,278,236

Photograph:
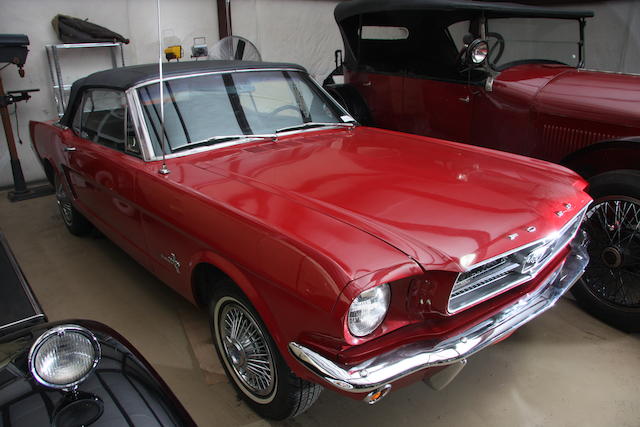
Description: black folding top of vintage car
60,59,307,127
335,0,594,21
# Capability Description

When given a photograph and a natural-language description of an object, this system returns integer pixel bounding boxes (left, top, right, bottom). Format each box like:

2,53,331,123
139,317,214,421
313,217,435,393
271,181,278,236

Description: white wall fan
208,35,262,61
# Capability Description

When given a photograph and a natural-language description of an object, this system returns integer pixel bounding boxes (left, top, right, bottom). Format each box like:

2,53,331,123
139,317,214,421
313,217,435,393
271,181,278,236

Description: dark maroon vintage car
326,0,640,331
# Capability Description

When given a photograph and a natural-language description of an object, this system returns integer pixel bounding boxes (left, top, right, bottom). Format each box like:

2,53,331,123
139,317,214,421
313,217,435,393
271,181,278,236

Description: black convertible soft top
60,60,307,126
335,0,594,22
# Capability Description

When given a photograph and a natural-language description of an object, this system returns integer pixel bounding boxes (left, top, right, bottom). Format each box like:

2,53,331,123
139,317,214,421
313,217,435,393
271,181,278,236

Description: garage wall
231,0,639,79
0,0,218,187
231,0,342,82
0,0,637,188
578,1,640,73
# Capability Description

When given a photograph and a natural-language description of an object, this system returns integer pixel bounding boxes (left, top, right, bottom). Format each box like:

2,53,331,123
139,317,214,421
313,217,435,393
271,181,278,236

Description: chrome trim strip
0,314,47,333
129,67,305,91
125,88,153,161
289,241,588,393
579,68,640,77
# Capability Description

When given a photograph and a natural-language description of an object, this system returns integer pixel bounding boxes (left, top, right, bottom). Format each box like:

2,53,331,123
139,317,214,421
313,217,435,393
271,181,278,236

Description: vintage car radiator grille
541,124,617,160
448,207,587,314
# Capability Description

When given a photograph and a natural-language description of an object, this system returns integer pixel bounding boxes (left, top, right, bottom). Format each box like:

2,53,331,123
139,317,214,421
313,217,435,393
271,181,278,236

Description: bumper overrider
289,238,588,398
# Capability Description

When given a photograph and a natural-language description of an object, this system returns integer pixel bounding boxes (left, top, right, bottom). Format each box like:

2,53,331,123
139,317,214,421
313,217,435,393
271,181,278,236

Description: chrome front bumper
289,243,588,393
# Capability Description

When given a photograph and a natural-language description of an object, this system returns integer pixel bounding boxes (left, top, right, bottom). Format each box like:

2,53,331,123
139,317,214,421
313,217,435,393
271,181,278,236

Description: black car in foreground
0,232,195,426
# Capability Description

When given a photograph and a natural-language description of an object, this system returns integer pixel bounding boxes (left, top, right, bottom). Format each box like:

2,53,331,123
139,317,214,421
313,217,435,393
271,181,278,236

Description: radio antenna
156,0,170,175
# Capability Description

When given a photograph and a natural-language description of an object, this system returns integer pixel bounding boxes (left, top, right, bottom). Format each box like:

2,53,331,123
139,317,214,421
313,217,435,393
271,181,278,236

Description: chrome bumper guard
289,241,588,393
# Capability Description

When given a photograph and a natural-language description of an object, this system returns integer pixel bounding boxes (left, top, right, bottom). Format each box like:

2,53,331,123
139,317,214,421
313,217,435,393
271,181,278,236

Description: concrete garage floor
1,192,639,426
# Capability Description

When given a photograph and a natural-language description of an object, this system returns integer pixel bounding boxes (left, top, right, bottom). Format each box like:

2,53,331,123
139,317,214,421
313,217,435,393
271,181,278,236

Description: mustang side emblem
161,253,181,274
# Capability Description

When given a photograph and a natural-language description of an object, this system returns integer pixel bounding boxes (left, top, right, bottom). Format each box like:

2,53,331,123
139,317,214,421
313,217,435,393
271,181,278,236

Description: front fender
187,250,287,348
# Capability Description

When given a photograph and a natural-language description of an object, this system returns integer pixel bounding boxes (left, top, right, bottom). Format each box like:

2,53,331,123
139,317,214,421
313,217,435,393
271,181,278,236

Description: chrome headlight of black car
28,324,101,390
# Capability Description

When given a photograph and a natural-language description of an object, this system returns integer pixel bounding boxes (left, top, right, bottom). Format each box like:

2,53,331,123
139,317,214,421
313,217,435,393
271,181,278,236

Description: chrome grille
448,207,587,313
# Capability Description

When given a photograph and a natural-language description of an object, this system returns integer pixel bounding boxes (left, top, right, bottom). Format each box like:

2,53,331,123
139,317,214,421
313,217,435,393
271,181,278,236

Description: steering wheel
487,32,505,65
268,104,300,117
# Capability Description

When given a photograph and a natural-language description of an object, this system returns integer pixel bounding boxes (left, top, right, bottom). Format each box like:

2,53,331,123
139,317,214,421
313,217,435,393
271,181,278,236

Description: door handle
362,81,372,87
458,96,470,103
63,146,76,152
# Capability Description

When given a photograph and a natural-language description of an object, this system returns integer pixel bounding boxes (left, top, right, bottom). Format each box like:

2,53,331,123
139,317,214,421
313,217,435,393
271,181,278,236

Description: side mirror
466,39,489,65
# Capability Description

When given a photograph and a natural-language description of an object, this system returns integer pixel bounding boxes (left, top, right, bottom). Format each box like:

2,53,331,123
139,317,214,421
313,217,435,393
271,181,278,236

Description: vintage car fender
0,319,195,426
560,138,640,179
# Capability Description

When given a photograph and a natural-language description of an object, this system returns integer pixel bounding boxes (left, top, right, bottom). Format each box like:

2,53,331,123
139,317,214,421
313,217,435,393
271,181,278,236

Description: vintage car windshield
485,18,581,69
137,70,346,155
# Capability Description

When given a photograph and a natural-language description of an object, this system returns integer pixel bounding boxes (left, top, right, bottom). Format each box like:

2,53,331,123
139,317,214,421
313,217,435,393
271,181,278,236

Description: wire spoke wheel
581,196,640,309
55,178,74,226
219,302,276,398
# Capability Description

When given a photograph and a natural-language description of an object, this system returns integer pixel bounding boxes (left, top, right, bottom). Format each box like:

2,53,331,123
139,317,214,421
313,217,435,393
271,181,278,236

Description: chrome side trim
289,241,588,393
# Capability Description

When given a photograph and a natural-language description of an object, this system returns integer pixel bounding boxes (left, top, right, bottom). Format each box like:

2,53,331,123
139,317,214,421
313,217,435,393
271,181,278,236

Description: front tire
571,170,640,332
209,281,321,419
55,173,92,236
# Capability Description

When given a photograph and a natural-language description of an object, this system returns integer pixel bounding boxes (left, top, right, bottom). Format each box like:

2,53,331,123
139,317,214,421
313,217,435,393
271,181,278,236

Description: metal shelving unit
45,42,125,116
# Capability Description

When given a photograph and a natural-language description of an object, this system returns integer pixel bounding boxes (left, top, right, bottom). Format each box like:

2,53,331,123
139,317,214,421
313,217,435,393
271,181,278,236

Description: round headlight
470,40,489,64
28,325,101,389
348,283,391,337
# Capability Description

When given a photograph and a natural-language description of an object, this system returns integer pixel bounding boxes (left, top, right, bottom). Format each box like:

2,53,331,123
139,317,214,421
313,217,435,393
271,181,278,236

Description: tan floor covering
1,192,639,426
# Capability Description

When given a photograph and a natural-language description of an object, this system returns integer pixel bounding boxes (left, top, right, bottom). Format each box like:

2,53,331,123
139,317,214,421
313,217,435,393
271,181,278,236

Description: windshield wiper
274,122,356,134
172,134,276,153
206,134,277,143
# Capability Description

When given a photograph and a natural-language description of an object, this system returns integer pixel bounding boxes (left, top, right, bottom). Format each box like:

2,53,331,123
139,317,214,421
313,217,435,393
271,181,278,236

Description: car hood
192,127,591,271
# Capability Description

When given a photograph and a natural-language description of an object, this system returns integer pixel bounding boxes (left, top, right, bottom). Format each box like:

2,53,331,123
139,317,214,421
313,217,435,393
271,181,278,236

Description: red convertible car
326,0,640,331
31,60,591,419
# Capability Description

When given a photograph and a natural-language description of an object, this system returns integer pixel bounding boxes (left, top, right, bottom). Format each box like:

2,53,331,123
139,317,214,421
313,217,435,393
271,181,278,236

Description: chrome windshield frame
125,68,355,162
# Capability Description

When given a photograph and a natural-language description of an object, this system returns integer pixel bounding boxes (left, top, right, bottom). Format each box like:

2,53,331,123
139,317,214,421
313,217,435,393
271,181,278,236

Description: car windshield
485,18,581,70
137,70,348,155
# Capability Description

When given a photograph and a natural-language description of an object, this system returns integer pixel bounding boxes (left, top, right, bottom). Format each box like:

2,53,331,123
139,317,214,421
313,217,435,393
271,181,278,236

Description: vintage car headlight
28,325,101,389
348,283,391,337
469,40,489,64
